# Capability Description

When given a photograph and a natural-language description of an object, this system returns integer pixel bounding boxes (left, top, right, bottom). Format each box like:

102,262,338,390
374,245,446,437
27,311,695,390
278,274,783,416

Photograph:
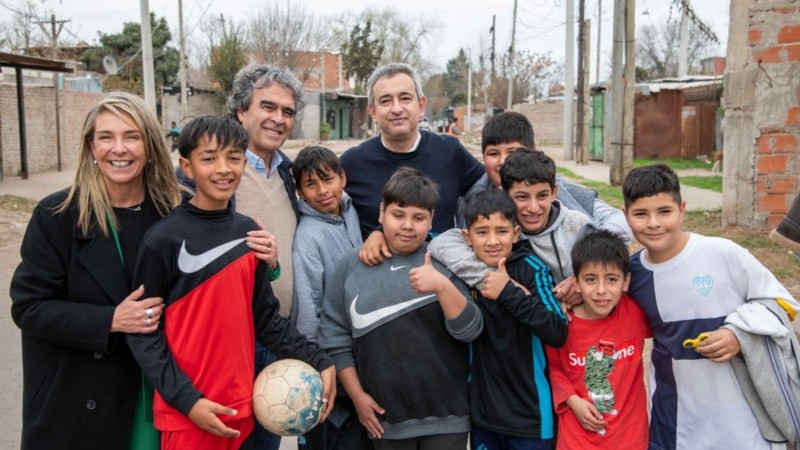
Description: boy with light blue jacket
290,146,370,450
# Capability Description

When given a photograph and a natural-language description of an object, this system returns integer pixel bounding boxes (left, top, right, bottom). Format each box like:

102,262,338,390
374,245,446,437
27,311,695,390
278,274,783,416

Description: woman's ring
146,317,152,327
146,308,154,319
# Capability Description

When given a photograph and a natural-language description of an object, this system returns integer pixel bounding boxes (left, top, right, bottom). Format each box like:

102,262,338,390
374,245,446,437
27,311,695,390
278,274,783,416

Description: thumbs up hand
481,257,513,301
409,252,447,294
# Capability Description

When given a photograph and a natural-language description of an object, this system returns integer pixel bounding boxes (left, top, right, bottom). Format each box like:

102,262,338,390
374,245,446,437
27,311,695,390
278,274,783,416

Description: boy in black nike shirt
127,115,335,450
319,167,483,450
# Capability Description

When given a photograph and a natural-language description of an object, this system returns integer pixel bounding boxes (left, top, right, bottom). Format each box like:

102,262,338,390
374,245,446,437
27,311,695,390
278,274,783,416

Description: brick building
724,0,800,228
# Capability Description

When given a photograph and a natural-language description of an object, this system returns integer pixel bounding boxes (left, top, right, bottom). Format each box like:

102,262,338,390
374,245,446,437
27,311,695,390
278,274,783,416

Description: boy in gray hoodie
290,146,370,450
430,148,595,305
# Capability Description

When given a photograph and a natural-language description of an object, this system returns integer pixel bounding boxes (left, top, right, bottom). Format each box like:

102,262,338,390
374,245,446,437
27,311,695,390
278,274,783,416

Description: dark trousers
298,393,372,450
470,424,552,450
372,432,468,450
253,343,281,450
298,419,372,450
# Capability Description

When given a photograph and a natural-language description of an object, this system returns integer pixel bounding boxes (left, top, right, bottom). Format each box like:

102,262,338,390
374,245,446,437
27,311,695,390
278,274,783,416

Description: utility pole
321,50,326,135
595,0,602,85
467,58,473,132
608,0,624,185
36,14,68,172
581,19,591,165
564,0,575,160
36,15,67,59
678,3,689,77
576,0,586,163
506,0,518,110
490,15,496,79
140,0,156,112
622,0,635,178
178,0,188,118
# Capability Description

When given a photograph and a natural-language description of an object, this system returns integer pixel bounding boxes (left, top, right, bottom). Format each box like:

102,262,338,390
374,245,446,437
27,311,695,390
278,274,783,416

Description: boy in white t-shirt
623,163,799,450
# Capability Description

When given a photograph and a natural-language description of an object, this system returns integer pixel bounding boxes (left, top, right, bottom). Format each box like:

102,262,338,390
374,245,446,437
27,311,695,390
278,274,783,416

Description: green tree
423,73,448,118
441,48,469,103
208,17,247,107
82,13,179,95
341,19,384,93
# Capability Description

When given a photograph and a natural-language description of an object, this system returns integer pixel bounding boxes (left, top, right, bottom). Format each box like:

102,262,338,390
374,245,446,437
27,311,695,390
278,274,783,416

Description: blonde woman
10,92,275,449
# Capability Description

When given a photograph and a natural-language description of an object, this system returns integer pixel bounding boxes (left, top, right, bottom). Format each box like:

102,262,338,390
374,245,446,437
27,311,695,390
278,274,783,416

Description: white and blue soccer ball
253,359,324,436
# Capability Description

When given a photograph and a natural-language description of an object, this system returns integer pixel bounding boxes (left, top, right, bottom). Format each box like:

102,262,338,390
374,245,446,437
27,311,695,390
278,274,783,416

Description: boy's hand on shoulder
481,258,512,301
408,252,447,294
359,231,391,266
554,276,582,306
352,391,385,439
247,219,278,268
187,398,241,438
696,328,741,362
566,395,607,432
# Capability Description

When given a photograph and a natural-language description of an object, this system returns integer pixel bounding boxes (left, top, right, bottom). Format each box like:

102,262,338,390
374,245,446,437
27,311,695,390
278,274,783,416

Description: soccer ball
253,359,325,436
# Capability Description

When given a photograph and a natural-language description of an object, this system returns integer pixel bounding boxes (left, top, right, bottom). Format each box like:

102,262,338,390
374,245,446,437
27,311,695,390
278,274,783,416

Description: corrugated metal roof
639,75,723,94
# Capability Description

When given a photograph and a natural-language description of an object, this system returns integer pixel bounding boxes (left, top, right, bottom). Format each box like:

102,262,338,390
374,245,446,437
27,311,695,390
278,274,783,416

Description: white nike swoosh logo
390,265,407,271
349,293,436,330
177,238,246,274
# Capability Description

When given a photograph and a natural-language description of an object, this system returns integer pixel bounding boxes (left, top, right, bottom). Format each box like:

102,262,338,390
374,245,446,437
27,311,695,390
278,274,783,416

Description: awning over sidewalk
0,52,75,180
0,52,75,73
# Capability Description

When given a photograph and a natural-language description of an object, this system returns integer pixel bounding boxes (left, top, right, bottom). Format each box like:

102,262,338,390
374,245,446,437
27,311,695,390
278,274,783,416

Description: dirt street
0,139,367,449
1,137,795,448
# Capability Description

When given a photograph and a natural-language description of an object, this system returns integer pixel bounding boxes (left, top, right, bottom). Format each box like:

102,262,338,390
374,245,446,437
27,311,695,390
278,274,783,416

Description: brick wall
513,102,568,144
0,85,102,178
724,1,800,228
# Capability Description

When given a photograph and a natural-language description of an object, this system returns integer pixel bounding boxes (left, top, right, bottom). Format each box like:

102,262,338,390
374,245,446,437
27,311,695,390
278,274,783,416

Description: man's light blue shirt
245,149,282,178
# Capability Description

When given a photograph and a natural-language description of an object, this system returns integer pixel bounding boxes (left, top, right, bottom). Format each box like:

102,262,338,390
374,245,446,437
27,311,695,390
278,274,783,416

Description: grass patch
680,175,722,192
557,167,624,208
633,157,712,171
0,194,37,213
737,236,774,248
537,139,563,147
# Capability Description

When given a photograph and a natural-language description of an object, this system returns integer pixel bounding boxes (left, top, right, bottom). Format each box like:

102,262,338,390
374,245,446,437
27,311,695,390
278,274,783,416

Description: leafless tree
0,0,46,52
482,51,560,106
246,0,328,81
635,17,719,80
330,7,441,78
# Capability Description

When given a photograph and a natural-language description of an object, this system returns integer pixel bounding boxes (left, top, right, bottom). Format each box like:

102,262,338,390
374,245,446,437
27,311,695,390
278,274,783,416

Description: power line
0,0,41,17
185,0,215,39
675,0,719,44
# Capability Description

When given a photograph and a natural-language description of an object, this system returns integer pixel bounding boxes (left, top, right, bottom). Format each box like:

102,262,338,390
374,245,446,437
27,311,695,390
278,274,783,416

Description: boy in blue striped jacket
442,188,568,450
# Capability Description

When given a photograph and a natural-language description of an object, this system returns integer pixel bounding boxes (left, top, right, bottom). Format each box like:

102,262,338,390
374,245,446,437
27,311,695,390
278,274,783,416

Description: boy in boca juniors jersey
545,229,652,449
127,115,336,450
